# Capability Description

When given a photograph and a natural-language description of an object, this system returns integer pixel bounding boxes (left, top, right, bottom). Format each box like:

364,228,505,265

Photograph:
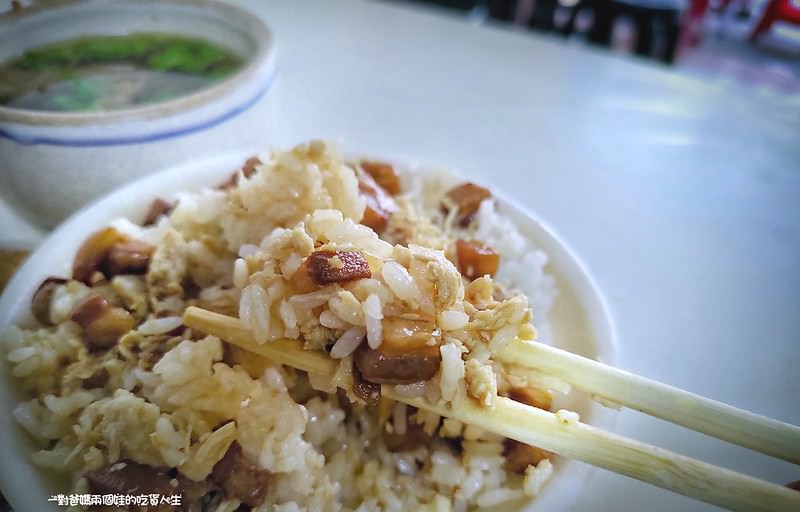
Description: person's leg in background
587,0,616,45
529,0,560,31
488,0,519,21
632,6,655,57
659,8,681,63
558,0,590,37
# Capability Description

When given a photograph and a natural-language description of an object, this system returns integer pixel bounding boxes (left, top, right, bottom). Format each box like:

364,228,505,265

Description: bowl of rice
0,140,617,511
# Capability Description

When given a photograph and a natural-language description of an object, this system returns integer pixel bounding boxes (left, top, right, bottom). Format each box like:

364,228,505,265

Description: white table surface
3,0,799,510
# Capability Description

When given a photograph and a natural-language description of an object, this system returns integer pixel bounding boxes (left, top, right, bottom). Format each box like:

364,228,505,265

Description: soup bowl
0,0,277,231
0,147,618,511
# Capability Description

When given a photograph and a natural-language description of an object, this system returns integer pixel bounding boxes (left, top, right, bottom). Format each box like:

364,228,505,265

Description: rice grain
330,326,366,359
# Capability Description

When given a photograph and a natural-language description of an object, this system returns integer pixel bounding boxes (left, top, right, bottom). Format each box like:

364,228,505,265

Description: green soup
0,33,244,112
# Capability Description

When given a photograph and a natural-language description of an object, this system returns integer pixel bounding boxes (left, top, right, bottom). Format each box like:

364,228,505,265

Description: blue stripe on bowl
0,68,278,147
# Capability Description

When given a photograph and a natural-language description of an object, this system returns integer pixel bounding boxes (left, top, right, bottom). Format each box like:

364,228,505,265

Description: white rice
362,293,383,349
393,382,427,398
381,261,419,303
439,310,469,331
289,287,338,310
476,488,524,507
330,326,366,359
523,459,554,496
489,323,520,352
328,292,365,326
233,258,249,289
3,141,563,512
279,300,298,330
439,343,465,403
137,315,183,335
238,244,260,257
556,409,580,425
473,200,556,343
319,310,350,330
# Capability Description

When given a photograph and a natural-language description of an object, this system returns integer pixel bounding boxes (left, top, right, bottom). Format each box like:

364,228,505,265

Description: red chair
679,0,710,50
749,0,800,41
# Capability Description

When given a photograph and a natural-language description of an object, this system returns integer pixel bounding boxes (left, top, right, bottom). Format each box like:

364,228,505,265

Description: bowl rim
0,0,275,129
0,148,619,512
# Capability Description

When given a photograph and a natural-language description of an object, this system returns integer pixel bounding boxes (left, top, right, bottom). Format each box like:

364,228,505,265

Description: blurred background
386,0,800,92
0,1,798,511
0,0,797,292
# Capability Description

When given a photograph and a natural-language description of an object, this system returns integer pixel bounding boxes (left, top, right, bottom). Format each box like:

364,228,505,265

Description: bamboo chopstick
405,397,800,512
496,340,800,464
182,306,800,512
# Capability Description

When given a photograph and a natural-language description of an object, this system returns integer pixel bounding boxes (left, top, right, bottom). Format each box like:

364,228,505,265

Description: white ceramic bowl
0,151,618,512
0,0,277,230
